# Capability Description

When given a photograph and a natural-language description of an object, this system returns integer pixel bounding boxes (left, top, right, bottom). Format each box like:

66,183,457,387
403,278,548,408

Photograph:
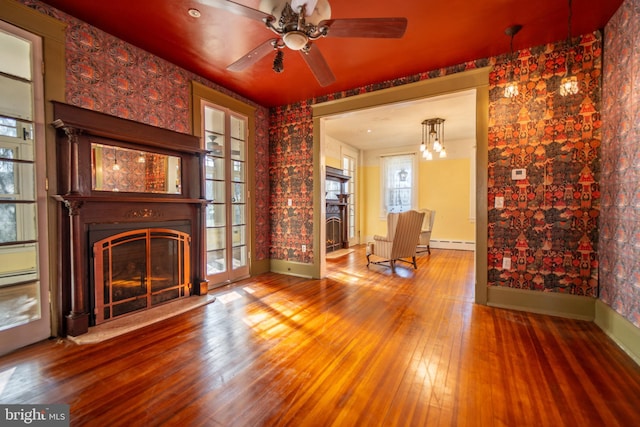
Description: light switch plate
495,196,504,209
502,257,511,270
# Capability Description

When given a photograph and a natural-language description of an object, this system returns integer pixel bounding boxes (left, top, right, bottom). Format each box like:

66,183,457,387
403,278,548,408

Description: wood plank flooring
1,247,640,426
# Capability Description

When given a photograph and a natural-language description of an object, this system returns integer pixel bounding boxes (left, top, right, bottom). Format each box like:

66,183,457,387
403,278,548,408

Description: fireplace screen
93,228,191,324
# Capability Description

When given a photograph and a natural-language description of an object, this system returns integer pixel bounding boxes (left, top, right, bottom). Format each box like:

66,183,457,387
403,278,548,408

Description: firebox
90,222,191,324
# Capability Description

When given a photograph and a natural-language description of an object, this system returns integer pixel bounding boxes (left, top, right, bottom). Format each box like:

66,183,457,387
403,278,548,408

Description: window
380,153,416,216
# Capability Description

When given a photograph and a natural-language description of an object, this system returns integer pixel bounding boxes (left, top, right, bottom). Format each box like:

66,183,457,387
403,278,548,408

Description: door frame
0,9,65,354
312,67,490,305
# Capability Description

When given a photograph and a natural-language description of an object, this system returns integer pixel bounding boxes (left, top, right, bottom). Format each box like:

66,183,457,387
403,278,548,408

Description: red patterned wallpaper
270,36,603,299
20,0,271,261
488,33,601,296
600,0,640,328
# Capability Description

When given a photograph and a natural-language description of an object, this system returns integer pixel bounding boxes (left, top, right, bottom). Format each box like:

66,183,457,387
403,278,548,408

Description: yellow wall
325,156,341,169
419,158,475,241
360,157,475,242
361,164,386,237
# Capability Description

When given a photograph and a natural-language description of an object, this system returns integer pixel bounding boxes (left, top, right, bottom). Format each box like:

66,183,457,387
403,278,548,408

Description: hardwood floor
1,247,639,426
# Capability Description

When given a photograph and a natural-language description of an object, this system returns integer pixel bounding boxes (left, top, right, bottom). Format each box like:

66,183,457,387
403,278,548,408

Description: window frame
379,152,418,218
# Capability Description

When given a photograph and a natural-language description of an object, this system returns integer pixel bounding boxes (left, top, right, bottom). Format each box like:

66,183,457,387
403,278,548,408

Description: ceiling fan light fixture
283,31,309,50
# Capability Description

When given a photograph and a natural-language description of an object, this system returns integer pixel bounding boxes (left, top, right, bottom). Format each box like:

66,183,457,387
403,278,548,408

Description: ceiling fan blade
300,44,336,87
227,39,277,72
321,18,408,38
195,0,272,22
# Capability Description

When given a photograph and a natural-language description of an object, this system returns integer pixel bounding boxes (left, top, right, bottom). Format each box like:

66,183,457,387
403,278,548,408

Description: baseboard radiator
429,239,475,251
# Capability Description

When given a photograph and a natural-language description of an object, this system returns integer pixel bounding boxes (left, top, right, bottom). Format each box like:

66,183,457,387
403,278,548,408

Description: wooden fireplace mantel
52,102,208,337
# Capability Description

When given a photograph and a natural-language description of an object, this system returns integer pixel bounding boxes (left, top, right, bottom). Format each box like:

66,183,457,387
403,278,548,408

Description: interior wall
16,0,272,262
599,0,640,328
270,31,602,300
420,158,475,242
487,32,601,296
359,147,474,242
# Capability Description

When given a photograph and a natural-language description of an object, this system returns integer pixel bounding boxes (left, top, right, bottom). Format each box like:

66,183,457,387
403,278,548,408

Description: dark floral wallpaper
600,0,640,328
20,0,271,261
270,36,603,299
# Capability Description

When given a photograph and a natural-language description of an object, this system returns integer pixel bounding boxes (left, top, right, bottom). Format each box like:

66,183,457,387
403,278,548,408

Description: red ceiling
39,0,622,107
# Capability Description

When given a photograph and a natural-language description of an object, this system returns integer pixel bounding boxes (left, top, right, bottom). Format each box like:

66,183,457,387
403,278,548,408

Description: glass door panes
203,104,249,285
343,152,357,244
0,22,50,354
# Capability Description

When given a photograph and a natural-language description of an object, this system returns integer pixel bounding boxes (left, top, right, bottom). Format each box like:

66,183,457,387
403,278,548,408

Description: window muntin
381,153,416,216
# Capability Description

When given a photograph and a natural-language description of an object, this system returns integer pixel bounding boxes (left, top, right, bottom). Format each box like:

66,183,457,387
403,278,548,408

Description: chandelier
503,25,522,99
420,118,446,160
559,0,579,96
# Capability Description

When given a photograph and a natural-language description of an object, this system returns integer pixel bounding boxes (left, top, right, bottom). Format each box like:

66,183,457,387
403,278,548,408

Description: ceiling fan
196,0,408,86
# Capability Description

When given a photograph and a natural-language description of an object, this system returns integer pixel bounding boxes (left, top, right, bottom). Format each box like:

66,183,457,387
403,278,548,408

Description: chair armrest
373,234,391,242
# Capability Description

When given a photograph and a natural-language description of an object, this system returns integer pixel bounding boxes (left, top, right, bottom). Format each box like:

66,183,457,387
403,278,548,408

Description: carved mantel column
54,197,89,336
52,119,82,195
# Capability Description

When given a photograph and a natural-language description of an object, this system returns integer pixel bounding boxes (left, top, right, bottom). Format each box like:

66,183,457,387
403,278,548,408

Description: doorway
312,68,490,304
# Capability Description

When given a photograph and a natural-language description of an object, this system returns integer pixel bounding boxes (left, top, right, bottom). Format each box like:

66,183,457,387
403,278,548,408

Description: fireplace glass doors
93,228,191,324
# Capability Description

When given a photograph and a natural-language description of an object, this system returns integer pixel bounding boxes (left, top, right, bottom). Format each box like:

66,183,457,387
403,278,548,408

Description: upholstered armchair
366,210,425,273
417,209,436,254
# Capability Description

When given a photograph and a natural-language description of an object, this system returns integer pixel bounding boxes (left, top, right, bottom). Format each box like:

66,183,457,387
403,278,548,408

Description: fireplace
90,222,191,324
325,167,350,252
53,102,208,336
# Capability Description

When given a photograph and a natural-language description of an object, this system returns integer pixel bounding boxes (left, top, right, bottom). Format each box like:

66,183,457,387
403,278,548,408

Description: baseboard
430,239,475,251
362,236,476,252
487,286,595,321
269,259,315,279
251,258,270,276
594,300,640,366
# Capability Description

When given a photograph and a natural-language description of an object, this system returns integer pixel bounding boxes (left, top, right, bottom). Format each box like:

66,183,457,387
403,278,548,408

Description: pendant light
559,0,579,96
503,25,522,98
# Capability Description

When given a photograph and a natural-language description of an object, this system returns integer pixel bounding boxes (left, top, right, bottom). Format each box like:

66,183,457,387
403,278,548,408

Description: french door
202,103,249,286
0,21,50,355
342,147,358,246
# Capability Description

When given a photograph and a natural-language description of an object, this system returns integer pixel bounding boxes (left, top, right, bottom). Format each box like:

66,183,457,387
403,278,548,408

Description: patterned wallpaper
270,35,603,299
20,0,271,261
488,33,601,296
269,61,489,262
269,102,316,262
600,0,640,328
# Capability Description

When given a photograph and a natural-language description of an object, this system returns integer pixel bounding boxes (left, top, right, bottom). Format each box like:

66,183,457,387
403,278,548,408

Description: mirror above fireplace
91,143,182,194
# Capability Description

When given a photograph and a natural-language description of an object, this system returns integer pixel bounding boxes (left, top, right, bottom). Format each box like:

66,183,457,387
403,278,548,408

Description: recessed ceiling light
188,8,201,18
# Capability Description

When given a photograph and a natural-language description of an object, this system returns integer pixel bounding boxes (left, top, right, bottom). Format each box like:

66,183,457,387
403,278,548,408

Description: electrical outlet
495,196,504,209
288,198,292,206
502,257,511,270
301,245,306,253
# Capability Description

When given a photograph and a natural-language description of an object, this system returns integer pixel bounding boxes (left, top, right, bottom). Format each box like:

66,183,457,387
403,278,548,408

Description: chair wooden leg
366,254,371,266
391,260,396,273
427,245,431,255
412,256,417,269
